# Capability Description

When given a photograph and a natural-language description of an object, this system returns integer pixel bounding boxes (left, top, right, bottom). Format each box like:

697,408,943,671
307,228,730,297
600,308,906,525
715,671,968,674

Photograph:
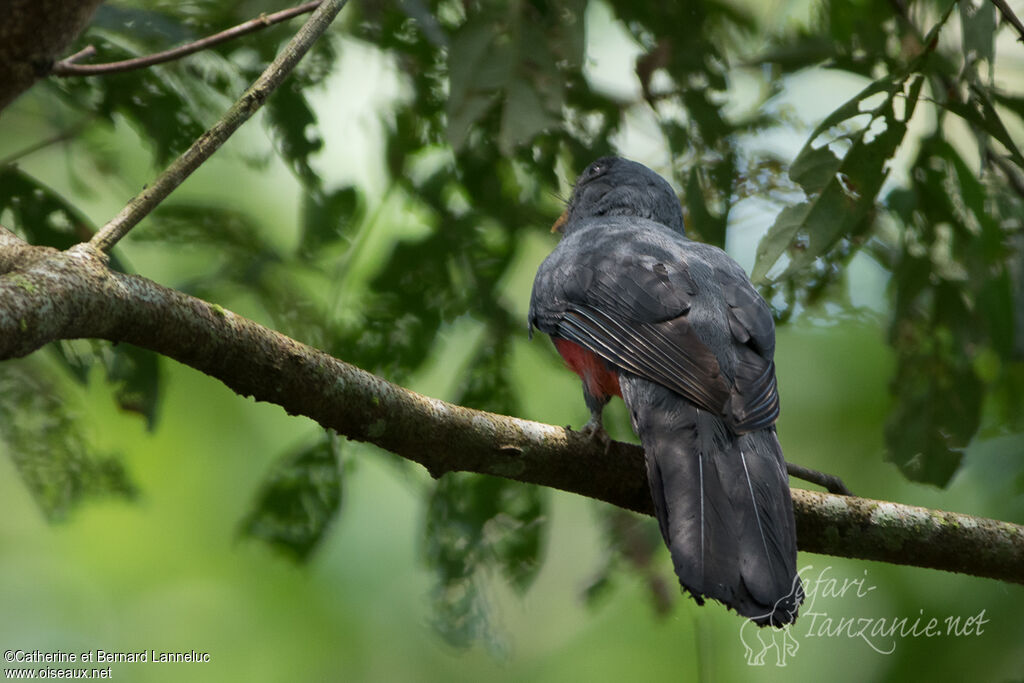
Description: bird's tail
620,378,803,626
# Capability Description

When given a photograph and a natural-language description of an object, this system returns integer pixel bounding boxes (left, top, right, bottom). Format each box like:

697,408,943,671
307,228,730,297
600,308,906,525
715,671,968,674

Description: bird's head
552,156,685,235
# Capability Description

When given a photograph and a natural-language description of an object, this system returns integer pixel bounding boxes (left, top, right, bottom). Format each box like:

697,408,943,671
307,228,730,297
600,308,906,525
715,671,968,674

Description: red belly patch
553,337,622,400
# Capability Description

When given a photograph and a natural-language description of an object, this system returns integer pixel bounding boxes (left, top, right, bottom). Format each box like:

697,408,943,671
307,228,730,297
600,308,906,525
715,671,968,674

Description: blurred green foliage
1,0,1024,677
0,360,136,521
240,432,343,562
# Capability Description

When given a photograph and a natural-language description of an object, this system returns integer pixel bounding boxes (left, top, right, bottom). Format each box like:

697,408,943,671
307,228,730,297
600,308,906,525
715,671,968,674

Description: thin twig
89,0,346,253
59,45,97,66
52,1,322,76
0,119,93,167
991,0,1024,43
786,462,852,496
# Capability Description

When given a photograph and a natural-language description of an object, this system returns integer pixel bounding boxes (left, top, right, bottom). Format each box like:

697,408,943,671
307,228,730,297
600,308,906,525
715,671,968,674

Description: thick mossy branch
793,490,1023,585
1,240,1022,586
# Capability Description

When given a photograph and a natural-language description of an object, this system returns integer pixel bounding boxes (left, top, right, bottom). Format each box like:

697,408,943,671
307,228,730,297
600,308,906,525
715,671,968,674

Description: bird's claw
579,417,612,454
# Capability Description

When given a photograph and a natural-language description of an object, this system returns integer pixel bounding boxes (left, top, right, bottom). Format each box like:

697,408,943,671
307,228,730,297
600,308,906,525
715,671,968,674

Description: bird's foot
579,416,612,454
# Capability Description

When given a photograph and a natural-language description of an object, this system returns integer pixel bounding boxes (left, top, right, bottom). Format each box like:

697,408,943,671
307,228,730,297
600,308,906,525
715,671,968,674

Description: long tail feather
620,375,803,626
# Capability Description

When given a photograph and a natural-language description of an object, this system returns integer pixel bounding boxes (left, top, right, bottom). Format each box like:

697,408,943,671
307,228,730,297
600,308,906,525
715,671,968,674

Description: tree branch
0,0,104,112
0,225,53,274
88,0,347,254
991,0,1024,43
1,242,1021,586
52,2,324,76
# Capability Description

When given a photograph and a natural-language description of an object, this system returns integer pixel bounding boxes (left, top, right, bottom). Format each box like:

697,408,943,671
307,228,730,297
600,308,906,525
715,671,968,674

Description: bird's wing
718,259,780,432
529,220,779,432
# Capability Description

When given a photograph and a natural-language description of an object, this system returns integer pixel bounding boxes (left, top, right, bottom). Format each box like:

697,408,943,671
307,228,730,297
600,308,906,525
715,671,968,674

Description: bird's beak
551,209,568,233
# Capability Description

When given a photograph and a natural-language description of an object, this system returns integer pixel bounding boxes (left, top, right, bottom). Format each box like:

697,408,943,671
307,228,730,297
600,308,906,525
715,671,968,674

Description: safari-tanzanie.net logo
737,565,989,666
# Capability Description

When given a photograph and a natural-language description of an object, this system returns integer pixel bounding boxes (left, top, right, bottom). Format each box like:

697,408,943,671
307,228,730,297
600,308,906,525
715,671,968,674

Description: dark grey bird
528,156,802,626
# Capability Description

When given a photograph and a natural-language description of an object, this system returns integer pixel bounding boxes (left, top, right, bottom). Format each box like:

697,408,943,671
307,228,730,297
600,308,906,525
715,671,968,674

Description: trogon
529,156,803,626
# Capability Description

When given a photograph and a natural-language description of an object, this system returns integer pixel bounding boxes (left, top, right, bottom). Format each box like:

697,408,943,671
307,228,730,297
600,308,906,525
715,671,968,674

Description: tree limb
991,0,1024,43
1,240,1021,586
0,0,104,112
52,2,324,76
88,0,347,254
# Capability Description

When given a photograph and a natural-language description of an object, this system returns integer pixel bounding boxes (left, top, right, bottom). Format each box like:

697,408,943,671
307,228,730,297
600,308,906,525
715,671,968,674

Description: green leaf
447,91,499,151
584,508,672,615
446,15,515,150
752,75,922,283
883,134,1020,486
0,360,136,521
107,343,162,430
445,0,584,153
239,433,343,562
300,186,364,259
143,202,273,254
681,89,728,146
959,0,996,68
91,5,195,45
751,202,814,284
498,78,559,156
991,89,1024,120
456,327,519,417
338,231,451,378
49,341,161,431
424,474,546,648
885,322,979,486
788,144,843,196
943,86,1024,170
0,166,131,274
0,167,97,250
989,362,1024,435
265,81,324,189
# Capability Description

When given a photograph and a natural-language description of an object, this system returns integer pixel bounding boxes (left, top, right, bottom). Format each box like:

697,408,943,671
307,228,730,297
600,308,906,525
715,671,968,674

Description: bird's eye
587,163,603,178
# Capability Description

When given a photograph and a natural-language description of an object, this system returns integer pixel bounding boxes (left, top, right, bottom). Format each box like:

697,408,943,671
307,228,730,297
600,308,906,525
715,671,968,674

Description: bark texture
0,0,103,111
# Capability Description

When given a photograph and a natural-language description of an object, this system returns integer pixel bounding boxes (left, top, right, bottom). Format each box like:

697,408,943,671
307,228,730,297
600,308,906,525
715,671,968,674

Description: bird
528,156,803,626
